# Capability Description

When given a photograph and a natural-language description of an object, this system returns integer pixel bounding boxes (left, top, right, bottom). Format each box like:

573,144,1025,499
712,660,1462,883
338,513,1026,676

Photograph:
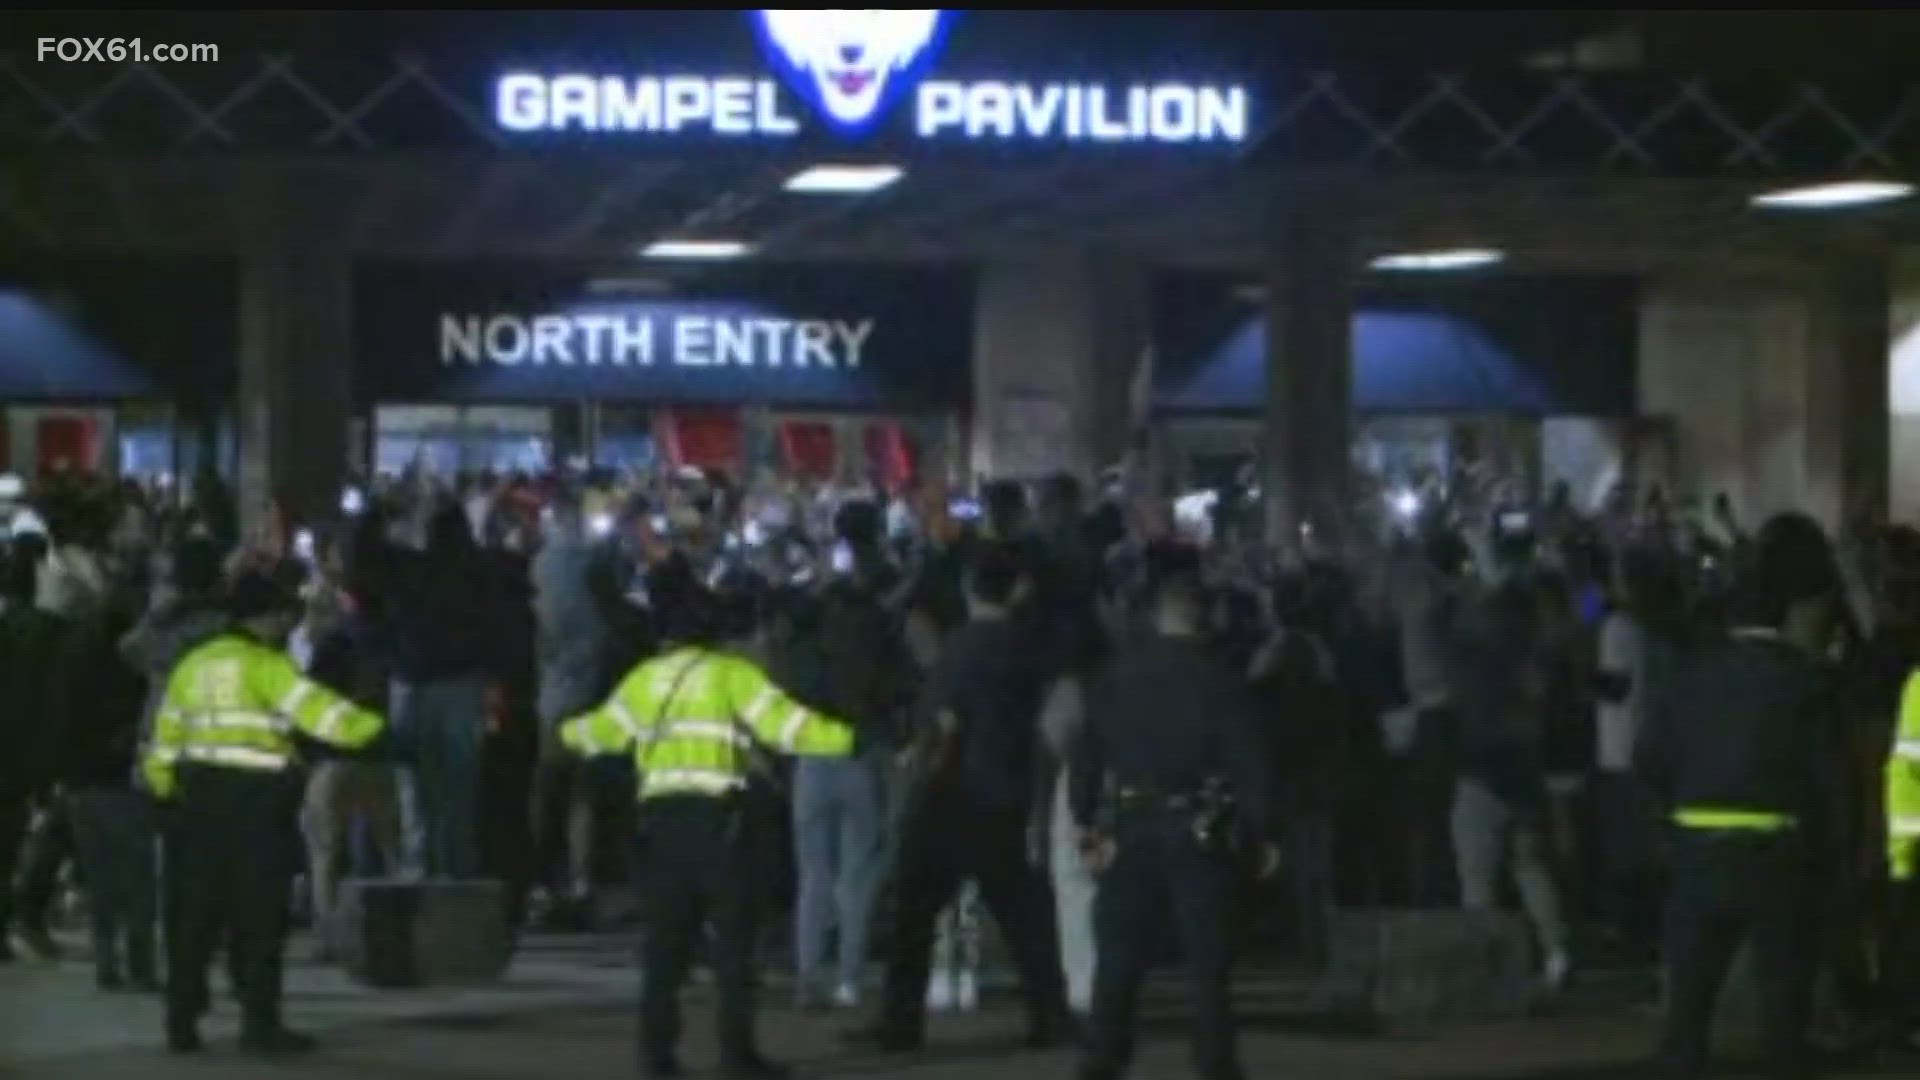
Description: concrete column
237,257,352,541
1891,251,1920,524
1803,256,1891,528
971,255,1148,484
1262,221,1355,541
1639,260,1892,532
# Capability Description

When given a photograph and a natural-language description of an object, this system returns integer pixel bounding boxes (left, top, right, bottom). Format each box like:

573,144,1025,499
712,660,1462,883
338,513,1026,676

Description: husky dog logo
754,10,949,134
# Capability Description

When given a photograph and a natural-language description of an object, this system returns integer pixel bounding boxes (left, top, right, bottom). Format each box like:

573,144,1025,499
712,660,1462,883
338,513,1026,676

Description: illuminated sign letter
551,75,599,131
711,79,754,135
916,81,965,137
674,317,714,367
1198,86,1248,142
1148,85,1196,142
968,82,1015,139
485,316,530,365
1015,84,1065,139
837,320,873,368
600,78,662,131
442,315,484,363
530,316,573,365
662,77,710,132
497,75,548,132
714,319,756,366
1087,87,1128,142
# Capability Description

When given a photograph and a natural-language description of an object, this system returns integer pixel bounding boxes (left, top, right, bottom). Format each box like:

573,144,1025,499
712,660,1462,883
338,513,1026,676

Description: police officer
1883,528,1920,1048
1070,543,1277,1080
1885,651,1920,1045
143,564,387,1054
1636,513,1842,1080
558,582,857,1080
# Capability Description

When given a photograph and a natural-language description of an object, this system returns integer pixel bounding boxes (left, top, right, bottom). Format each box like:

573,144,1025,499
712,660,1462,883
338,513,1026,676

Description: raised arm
252,650,384,751
725,656,854,757
560,668,648,758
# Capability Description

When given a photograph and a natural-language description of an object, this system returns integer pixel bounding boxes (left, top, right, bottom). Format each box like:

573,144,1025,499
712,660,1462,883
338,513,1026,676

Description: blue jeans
393,677,485,879
792,753,889,992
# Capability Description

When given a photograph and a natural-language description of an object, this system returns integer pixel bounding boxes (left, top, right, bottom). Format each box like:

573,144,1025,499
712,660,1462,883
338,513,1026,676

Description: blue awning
1155,277,1638,416
0,259,238,401
0,290,161,401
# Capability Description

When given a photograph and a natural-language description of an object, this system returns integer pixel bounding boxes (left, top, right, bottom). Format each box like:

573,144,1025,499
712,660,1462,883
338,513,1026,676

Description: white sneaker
1543,951,1572,992
926,970,954,1011
833,983,861,1010
955,970,979,1012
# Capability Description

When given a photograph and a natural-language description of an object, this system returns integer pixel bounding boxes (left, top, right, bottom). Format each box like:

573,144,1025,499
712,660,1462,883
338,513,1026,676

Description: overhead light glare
640,239,754,260
784,163,905,194
1369,248,1505,272
1751,179,1914,210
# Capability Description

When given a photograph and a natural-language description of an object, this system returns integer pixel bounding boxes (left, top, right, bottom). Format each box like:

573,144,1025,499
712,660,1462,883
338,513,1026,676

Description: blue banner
1154,275,1639,416
353,262,974,409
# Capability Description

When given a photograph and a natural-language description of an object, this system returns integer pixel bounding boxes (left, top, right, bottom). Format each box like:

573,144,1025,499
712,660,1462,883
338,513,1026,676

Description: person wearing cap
1070,541,1278,1080
1637,512,1845,1080
556,580,857,1080
143,562,387,1055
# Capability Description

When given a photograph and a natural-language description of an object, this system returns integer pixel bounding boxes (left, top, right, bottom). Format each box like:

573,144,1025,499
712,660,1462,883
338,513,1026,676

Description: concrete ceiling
2,151,1912,282
4,14,1914,282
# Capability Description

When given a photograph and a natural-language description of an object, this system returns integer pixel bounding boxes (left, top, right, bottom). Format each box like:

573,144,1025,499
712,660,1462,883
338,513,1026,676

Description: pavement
3,933,1915,1079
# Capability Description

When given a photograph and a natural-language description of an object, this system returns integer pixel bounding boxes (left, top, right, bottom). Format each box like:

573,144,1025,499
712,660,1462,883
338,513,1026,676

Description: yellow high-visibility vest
561,646,853,800
1888,670,1920,882
143,633,385,800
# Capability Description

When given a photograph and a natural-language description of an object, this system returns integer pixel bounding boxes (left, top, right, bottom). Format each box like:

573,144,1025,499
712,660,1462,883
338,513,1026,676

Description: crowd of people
1,456,1917,1079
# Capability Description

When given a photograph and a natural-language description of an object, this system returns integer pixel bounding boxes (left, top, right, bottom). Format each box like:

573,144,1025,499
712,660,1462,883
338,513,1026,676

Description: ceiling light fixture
640,239,754,260
1750,179,1915,210
1369,248,1506,272
784,163,905,195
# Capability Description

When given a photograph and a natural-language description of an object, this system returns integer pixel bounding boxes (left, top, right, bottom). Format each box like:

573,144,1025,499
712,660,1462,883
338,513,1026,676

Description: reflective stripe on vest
311,700,353,742
179,744,290,772
775,707,810,752
1895,738,1920,763
1890,815,1920,839
660,719,751,747
189,709,287,735
1672,807,1798,832
642,768,747,798
743,688,778,724
278,680,314,717
609,697,644,742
